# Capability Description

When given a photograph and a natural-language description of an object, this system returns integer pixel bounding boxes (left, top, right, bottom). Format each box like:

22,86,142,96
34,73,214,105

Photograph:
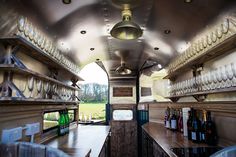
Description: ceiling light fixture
110,5,142,40
62,0,71,4
90,48,95,51
116,63,132,75
154,47,159,50
80,30,86,34
164,29,171,34
184,0,192,3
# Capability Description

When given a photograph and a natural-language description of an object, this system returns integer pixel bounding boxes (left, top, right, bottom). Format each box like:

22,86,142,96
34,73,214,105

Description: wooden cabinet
110,121,137,157
142,130,170,157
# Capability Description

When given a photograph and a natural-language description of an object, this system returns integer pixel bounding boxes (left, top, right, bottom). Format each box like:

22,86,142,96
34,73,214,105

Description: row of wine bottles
164,107,183,132
58,110,70,136
187,109,217,145
164,107,217,145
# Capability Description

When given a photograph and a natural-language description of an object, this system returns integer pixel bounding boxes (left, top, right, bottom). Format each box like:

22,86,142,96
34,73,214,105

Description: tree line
80,83,108,103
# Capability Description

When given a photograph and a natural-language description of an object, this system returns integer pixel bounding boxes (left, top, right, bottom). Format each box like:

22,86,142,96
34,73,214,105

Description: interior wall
110,79,137,104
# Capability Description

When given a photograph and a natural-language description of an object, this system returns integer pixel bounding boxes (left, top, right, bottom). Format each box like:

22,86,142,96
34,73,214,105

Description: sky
78,62,108,85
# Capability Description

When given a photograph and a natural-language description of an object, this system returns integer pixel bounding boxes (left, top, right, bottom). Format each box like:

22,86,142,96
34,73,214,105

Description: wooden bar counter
142,122,229,157
44,125,110,157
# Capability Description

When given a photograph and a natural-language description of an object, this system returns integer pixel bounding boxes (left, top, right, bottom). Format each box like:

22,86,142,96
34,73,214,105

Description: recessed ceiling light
80,30,86,34
90,48,95,51
96,58,100,61
154,47,159,50
62,0,71,4
184,0,192,3
164,29,171,34
157,64,162,69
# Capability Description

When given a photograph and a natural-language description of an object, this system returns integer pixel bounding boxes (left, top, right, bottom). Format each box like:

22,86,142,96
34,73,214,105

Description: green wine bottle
58,111,65,136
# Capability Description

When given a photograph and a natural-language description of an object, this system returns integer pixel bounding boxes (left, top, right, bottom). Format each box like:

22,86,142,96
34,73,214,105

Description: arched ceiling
1,0,236,79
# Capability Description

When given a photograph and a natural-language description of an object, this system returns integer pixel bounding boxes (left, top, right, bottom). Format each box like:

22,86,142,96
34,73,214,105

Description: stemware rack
164,16,236,80
164,16,236,102
0,16,83,104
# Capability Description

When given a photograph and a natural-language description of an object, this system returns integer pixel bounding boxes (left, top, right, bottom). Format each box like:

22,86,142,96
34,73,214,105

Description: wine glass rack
0,16,83,104
164,16,236,102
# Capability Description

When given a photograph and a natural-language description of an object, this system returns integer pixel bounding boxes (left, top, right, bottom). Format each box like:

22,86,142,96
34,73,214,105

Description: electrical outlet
25,122,40,136
1,127,23,143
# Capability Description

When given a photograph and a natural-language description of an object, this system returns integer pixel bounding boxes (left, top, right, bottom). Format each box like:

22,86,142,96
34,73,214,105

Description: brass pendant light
110,5,143,40
116,62,132,75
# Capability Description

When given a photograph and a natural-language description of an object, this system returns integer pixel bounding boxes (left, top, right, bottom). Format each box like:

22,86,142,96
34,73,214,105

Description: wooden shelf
0,64,81,91
0,36,83,81
165,86,236,102
164,34,236,80
0,97,80,105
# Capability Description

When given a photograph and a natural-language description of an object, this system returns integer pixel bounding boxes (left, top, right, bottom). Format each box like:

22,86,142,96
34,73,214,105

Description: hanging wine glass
211,70,218,90
216,67,223,89
231,63,236,87
36,79,42,99
27,76,34,98
225,64,234,87
221,66,228,88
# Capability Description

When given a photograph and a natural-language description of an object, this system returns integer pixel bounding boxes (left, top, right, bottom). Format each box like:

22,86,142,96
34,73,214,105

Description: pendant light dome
110,5,143,40
116,63,132,75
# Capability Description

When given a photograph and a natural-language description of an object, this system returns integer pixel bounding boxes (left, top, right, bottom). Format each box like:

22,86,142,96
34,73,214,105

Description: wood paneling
110,121,137,157
0,103,78,143
113,87,133,97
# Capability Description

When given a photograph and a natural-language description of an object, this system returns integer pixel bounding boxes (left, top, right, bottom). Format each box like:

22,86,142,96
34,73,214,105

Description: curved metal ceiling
1,0,236,78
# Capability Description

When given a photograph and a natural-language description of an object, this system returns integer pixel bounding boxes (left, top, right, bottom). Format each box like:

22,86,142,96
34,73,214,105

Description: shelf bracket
193,94,207,102
169,97,179,103
0,45,26,69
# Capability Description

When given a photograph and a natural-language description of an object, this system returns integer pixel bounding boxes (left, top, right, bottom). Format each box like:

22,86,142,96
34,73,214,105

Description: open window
43,109,75,132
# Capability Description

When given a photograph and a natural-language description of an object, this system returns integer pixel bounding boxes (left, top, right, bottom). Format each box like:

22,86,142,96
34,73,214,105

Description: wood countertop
142,122,227,157
44,125,110,157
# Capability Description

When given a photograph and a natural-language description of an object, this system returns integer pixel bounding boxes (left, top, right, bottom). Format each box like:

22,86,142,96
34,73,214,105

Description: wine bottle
58,110,65,136
205,111,217,145
201,110,207,143
178,109,183,132
165,107,170,129
64,110,69,134
191,109,201,143
170,109,177,131
187,110,193,140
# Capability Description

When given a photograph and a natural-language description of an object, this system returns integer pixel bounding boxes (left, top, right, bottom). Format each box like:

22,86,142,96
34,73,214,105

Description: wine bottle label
171,120,177,129
201,133,205,140
192,132,197,140
166,121,170,128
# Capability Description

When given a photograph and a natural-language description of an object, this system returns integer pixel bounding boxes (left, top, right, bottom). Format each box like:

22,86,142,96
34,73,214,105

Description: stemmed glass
231,63,236,86
36,79,42,99
44,82,51,99
216,67,223,89
27,76,34,98
225,64,234,87
18,78,27,96
201,74,207,91
212,70,218,90
221,66,228,88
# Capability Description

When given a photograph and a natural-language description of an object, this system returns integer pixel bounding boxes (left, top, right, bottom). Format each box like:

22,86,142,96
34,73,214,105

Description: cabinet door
124,121,137,157
111,121,125,157
110,121,137,157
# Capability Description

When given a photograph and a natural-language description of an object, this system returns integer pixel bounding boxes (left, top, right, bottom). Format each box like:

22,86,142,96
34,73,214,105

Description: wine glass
221,66,228,88
211,30,217,43
17,16,25,32
231,63,236,87
216,67,223,89
222,19,229,34
36,79,42,99
225,64,234,87
27,77,34,98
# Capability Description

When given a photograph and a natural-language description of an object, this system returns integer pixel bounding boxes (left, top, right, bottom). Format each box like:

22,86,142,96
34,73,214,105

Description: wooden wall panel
0,103,78,143
113,87,133,97
148,102,236,145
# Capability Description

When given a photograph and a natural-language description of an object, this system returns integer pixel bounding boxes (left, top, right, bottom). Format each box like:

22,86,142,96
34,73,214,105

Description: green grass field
79,103,106,120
